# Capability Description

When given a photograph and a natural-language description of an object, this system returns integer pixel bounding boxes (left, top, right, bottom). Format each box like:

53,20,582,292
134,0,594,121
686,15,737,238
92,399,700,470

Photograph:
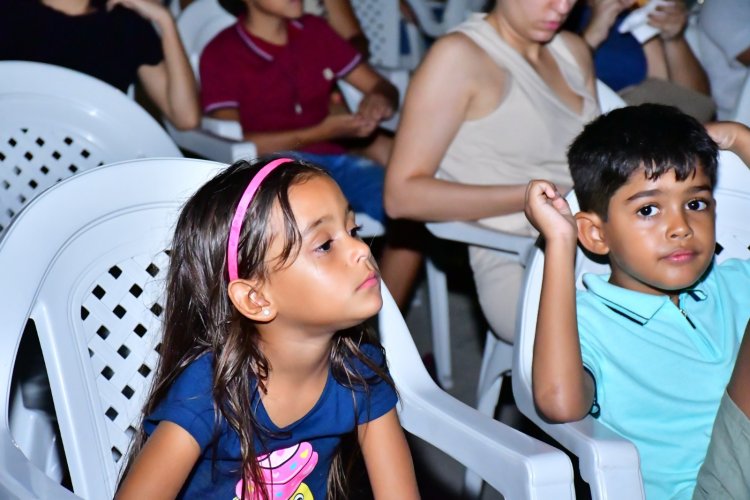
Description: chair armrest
522,414,644,500
0,433,80,500
165,122,257,164
378,288,574,499
426,221,536,262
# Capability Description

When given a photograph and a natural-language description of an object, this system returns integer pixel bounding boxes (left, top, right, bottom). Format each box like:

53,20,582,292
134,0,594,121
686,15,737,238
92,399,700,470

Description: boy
525,104,750,499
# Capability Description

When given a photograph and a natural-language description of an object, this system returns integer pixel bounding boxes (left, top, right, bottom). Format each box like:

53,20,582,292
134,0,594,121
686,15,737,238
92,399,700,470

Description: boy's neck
244,8,289,45
42,0,94,15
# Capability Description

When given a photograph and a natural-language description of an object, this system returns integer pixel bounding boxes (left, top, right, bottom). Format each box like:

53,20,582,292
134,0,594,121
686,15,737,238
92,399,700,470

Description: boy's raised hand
524,180,577,244
706,121,750,162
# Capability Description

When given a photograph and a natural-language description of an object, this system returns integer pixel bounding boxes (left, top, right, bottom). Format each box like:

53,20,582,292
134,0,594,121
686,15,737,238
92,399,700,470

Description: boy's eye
686,199,709,211
637,205,660,217
349,225,363,238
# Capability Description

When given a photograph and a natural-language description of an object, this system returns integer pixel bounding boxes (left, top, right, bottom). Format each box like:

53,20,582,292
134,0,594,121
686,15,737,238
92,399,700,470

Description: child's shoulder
343,342,388,378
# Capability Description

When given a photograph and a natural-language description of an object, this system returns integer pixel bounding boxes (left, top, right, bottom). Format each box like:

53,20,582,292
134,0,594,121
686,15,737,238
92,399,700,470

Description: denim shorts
289,152,385,223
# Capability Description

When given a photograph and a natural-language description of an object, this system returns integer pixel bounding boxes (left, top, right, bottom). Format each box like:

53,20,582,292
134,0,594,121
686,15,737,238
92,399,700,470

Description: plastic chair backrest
176,0,235,79
0,61,181,237
731,73,750,127
513,150,750,499
0,157,575,499
596,79,627,113
350,0,404,69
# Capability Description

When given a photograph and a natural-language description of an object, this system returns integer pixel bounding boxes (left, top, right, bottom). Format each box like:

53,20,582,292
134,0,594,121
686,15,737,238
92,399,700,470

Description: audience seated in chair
565,0,714,122
385,0,598,345
0,0,200,130
526,104,750,499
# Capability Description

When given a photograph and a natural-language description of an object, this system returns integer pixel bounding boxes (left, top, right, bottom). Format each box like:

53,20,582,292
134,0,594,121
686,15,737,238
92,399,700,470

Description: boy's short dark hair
568,104,719,219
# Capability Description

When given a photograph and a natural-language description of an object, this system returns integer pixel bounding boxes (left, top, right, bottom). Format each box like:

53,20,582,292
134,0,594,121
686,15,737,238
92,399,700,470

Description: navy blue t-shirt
567,6,647,91
144,344,397,499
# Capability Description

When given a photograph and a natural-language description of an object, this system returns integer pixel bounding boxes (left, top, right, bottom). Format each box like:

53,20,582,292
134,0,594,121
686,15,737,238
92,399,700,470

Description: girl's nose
350,232,372,263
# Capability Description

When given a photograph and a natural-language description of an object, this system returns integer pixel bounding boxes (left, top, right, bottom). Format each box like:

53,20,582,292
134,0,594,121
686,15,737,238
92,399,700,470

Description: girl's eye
687,199,709,211
316,240,333,253
349,225,363,238
637,205,660,217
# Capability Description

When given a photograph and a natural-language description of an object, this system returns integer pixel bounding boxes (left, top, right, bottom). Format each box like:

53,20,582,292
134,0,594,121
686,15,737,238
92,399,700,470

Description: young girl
116,157,419,499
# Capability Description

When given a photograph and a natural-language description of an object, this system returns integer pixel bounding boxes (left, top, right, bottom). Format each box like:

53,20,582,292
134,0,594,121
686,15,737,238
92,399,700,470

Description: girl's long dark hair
120,157,394,499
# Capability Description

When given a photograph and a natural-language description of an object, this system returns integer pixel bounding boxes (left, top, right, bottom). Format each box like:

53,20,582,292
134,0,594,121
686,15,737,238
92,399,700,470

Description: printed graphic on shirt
234,442,319,500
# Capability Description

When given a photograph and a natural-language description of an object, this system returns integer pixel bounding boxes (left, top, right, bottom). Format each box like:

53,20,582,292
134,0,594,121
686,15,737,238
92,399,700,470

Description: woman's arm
580,0,636,50
116,421,201,499
108,0,200,129
525,180,595,422
358,408,419,500
645,1,710,94
384,34,526,221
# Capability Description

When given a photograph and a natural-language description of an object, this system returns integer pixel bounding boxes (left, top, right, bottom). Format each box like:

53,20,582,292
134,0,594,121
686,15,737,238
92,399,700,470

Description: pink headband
226,158,294,281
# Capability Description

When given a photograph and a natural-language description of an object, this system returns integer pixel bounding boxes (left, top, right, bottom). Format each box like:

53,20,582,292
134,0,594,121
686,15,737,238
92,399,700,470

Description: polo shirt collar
581,273,708,325
234,15,305,62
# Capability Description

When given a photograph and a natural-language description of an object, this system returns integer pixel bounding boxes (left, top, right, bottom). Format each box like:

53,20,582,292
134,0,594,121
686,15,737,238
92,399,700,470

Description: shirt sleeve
144,355,217,451
119,6,163,67
350,343,398,425
305,15,362,78
199,29,240,113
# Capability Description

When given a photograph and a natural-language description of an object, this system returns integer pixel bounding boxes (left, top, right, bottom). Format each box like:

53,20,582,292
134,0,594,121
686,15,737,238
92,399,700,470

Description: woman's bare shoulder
556,30,595,74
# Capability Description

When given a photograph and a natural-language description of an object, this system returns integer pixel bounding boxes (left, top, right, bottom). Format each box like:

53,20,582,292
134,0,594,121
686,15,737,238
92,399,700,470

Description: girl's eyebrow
301,206,355,236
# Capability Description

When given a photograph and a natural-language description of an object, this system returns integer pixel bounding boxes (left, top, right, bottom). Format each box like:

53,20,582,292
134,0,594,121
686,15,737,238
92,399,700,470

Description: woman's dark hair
120,157,394,499
568,103,719,219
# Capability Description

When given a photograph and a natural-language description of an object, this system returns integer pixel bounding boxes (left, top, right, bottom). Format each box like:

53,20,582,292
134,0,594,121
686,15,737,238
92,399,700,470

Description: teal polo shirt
577,259,750,500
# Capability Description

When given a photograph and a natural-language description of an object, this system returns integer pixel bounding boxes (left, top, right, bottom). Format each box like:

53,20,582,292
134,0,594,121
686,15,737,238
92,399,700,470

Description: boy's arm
525,180,596,422
706,122,750,164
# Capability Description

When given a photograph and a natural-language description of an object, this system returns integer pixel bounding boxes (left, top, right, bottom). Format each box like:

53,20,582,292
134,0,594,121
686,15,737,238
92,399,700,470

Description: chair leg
9,378,63,483
464,331,514,499
426,256,453,389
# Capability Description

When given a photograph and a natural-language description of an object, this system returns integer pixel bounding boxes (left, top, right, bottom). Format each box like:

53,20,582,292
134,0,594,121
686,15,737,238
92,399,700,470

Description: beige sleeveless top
438,14,599,236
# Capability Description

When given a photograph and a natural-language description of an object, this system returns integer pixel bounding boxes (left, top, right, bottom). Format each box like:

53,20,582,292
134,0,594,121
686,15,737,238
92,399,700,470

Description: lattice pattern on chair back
79,250,170,470
0,127,106,234
350,0,401,68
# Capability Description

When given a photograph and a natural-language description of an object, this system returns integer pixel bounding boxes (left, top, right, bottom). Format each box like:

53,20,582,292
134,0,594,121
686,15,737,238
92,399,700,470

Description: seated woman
200,0,421,309
385,0,599,343
0,0,200,130
567,0,713,122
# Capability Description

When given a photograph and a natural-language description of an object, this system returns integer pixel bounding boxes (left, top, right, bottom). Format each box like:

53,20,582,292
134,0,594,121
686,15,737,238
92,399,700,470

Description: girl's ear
227,279,277,322
575,211,610,256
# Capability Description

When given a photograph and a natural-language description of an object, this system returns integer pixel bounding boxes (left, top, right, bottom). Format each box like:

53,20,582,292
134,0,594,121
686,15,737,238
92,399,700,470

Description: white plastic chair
422,80,622,494
512,150,750,500
0,157,576,499
0,60,181,237
730,74,750,128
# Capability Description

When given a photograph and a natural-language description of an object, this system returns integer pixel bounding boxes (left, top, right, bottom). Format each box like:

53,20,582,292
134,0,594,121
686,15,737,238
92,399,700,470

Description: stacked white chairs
512,150,750,499
0,60,181,238
0,157,576,499
0,60,182,487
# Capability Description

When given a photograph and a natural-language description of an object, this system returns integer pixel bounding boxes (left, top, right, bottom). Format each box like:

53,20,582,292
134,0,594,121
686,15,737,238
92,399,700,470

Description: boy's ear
227,279,277,322
575,211,610,256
